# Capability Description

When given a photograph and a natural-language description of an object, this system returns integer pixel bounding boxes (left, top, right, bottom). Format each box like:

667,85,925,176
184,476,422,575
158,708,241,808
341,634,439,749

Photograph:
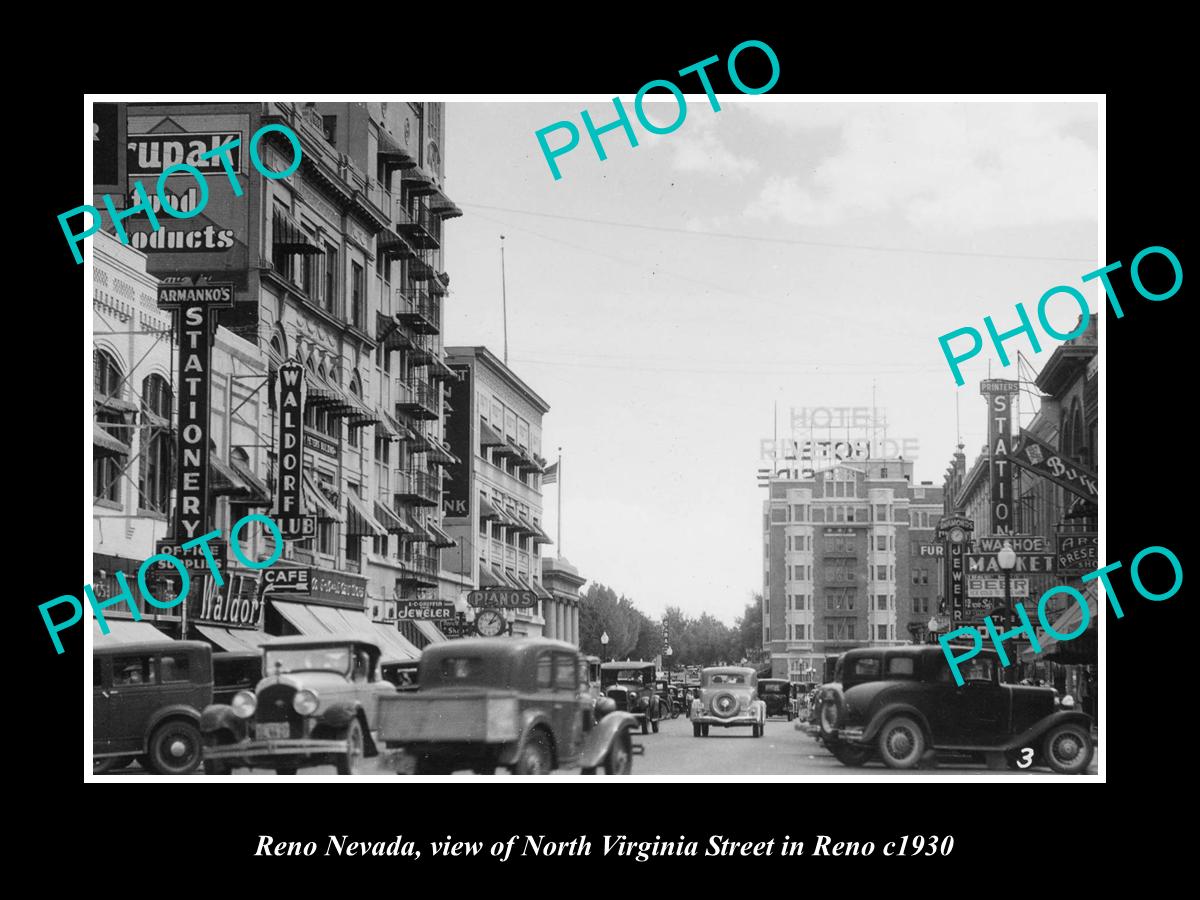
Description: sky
441,99,1098,626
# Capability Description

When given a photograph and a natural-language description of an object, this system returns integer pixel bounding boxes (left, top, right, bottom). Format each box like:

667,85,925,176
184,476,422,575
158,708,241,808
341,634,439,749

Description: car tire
275,767,298,775
651,717,660,734
830,743,871,767
1042,723,1093,775
752,725,761,738
701,725,709,737
515,729,553,775
693,723,702,738
147,719,203,775
335,718,365,776
641,718,649,735
877,715,926,770
819,692,845,738
604,729,633,775
203,760,230,776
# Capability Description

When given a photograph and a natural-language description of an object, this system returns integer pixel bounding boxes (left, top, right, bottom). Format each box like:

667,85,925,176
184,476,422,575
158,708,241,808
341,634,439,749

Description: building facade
91,101,464,658
442,346,579,643
761,458,936,682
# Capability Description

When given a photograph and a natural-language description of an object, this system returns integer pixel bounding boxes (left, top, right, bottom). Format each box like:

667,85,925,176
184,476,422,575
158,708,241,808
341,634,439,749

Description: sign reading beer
397,600,456,620
1056,533,1098,575
1011,428,1098,502
157,281,233,543
980,379,1018,537
967,576,1031,599
467,588,539,610
274,360,316,541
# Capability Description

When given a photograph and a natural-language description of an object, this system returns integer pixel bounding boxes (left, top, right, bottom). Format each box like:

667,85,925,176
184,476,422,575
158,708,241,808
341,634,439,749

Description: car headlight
232,690,257,719
1061,694,1075,709
293,689,319,716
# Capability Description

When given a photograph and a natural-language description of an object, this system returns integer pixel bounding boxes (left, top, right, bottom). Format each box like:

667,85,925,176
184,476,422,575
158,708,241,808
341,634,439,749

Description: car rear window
761,683,786,693
440,657,483,681
886,657,915,676
157,654,190,683
848,658,881,679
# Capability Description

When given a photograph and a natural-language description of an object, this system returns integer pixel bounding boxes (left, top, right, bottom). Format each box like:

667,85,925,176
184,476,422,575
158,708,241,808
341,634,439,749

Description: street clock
474,608,506,637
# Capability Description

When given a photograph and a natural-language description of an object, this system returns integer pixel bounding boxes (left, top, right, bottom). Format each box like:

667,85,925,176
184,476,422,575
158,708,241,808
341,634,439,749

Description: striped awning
273,209,322,254
426,519,457,549
374,500,413,535
479,420,506,448
302,473,345,523
93,424,131,456
346,492,388,537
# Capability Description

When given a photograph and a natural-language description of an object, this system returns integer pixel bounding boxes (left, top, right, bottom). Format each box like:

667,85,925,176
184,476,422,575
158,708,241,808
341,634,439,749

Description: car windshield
264,646,350,675
608,669,647,682
708,673,747,685
760,683,786,693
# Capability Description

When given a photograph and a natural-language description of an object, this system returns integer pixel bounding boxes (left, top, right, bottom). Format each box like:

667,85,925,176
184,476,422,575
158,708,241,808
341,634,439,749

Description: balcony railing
395,379,440,421
399,552,439,585
394,202,439,250
396,290,439,335
394,468,440,506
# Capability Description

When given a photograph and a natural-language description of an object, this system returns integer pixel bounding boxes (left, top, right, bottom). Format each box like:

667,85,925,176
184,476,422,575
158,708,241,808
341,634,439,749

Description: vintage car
377,638,640,775
213,651,262,706
788,681,815,721
818,645,1095,773
601,661,663,734
691,666,767,737
199,635,396,775
757,678,793,720
93,640,213,775
798,649,905,744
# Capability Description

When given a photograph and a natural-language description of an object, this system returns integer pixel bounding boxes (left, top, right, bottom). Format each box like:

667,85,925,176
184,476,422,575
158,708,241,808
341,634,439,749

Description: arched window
139,374,173,513
94,349,126,503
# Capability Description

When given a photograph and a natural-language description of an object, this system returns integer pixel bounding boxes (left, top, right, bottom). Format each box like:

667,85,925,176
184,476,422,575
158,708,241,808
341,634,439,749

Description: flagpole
556,447,562,556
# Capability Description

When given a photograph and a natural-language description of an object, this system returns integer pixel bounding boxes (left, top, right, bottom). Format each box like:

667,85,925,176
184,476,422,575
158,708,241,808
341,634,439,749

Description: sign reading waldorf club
467,588,539,610
274,360,316,541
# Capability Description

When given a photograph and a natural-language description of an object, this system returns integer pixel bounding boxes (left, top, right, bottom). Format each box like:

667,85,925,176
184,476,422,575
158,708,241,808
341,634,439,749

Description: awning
527,520,553,545
196,625,271,652
479,495,502,522
93,619,172,643
372,622,422,662
405,513,435,544
93,424,131,456
305,370,355,413
425,439,460,467
374,408,409,442
231,457,272,505
1022,585,1099,662
96,394,139,414
375,499,413,534
375,311,414,351
377,230,416,260
377,128,417,171
496,567,524,590
346,492,388,537
414,620,448,644
271,599,328,635
530,579,553,601
479,419,506,449
303,473,345,523
479,566,505,588
212,455,272,505
426,519,457,549
141,407,170,428
428,186,463,219
273,209,323,254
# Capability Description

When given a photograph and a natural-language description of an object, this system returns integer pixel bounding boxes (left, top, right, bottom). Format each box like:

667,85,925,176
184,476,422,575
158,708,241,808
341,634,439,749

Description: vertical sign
980,380,1019,537
157,283,234,541
275,360,316,541
935,515,975,624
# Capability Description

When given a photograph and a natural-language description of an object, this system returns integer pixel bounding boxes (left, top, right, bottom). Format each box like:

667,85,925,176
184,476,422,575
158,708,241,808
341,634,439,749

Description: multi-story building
442,346,578,642
761,457,930,682
91,101,464,658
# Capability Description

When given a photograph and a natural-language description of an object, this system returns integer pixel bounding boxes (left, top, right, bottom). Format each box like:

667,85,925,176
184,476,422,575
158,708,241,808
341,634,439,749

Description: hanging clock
475,608,506,637
949,527,966,544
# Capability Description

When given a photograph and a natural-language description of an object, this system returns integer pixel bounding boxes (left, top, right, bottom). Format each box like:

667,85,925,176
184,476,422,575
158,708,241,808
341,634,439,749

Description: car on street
601,660,664,734
376,638,640,775
691,666,766,737
93,640,213,775
817,645,1095,773
799,649,902,749
213,651,261,706
757,678,793,720
199,635,396,775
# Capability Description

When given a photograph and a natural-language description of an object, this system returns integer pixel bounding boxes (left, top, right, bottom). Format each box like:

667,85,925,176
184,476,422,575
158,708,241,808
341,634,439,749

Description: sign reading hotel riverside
535,39,780,181
59,122,303,264
939,544,1183,686
937,245,1182,387
39,515,284,654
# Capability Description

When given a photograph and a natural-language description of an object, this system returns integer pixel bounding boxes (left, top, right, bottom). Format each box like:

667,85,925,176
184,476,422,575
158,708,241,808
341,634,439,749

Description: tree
579,583,641,659
730,594,764,663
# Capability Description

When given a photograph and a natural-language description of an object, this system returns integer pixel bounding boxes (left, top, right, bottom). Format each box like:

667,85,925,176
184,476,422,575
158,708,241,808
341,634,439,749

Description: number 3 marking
1017,747,1034,769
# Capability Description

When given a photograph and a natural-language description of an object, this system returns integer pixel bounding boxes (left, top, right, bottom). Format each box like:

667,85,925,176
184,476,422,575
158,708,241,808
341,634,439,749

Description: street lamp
997,541,1017,683
600,631,609,662
927,615,939,645
665,644,673,683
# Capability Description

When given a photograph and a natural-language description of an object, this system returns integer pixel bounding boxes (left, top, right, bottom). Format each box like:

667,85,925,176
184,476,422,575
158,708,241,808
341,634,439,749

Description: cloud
742,103,1097,230
664,109,759,179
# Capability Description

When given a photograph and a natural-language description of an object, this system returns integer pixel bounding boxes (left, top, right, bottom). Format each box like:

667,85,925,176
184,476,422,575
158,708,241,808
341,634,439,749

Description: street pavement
104,713,1099,777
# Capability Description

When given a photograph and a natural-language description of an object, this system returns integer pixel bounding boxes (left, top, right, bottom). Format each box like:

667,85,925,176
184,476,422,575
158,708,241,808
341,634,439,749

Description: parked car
381,659,421,692
199,635,396,775
377,638,640,775
691,666,766,737
600,661,663,734
757,678,793,720
788,681,814,721
213,651,262,706
93,640,212,775
818,645,1095,773
799,649,898,748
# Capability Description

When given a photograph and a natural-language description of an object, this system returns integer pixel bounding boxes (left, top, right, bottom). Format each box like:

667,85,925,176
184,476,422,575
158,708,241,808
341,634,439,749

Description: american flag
543,461,559,484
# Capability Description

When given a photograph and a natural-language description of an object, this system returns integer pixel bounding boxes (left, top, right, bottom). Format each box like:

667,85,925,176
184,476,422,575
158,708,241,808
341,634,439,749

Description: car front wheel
335,719,365,775
693,723,702,737
605,729,633,775
515,730,553,775
1042,723,1092,774
877,716,926,769
147,719,203,775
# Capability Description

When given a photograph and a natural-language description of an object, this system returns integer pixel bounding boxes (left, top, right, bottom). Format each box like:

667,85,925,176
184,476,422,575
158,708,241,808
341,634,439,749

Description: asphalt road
103,713,1099,777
